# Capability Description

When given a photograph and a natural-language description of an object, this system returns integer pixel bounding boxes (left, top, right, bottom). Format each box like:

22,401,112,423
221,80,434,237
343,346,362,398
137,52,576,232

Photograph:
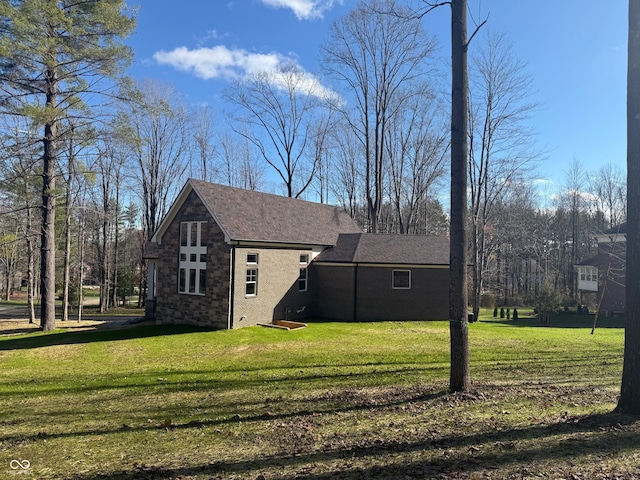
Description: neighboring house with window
145,179,451,329
575,257,598,306
594,223,627,315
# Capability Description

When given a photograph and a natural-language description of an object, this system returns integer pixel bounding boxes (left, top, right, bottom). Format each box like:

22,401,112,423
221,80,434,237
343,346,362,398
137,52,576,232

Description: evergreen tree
0,0,136,330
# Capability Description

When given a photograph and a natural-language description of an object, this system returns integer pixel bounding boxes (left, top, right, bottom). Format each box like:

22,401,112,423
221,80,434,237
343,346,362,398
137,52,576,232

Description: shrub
536,283,563,324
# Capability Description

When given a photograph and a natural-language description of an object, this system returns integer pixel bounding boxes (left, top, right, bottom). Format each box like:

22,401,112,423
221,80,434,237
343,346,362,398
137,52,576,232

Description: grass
0,312,637,480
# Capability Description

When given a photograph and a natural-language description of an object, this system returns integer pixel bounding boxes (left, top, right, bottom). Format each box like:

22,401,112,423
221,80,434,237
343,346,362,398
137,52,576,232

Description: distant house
575,255,598,306
595,223,626,315
145,179,451,329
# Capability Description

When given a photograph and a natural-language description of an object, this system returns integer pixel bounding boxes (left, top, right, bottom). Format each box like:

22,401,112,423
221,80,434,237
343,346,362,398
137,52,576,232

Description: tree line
0,0,628,330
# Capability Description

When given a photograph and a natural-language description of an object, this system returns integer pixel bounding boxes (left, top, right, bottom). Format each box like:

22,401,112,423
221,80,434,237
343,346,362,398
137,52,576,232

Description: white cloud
153,45,339,102
153,46,285,81
259,0,341,20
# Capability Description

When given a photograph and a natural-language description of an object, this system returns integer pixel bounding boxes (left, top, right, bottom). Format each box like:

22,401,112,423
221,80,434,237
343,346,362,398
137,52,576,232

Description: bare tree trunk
25,206,36,324
100,213,109,313
40,122,57,331
449,0,470,392
77,204,86,323
111,185,120,309
616,0,640,414
62,179,72,322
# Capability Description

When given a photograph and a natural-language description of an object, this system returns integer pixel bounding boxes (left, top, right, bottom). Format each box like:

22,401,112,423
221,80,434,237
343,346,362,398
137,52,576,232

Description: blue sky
124,0,628,198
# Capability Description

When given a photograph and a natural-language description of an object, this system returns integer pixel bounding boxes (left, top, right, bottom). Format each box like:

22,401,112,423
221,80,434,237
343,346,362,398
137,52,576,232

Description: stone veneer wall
155,190,231,329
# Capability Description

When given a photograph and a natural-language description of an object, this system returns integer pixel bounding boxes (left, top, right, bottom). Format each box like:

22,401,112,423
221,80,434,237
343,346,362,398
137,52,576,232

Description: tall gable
153,179,361,246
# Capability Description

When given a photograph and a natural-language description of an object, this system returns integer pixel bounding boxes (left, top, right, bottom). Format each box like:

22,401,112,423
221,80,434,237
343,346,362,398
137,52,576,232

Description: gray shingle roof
604,222,627,235
189,179,361,246
315,233,450,265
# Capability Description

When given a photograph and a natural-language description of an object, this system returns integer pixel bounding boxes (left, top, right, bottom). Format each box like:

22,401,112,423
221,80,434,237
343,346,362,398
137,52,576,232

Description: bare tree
192,105,217,182
386,92,448,233
0,0,135,330
331,125,365,221
120,80,190,238
224,65,332,198
322,0,438,232
616,0,640,415
467,30,540,321
448,0,472,393
217,129,265,191
310,111,338,204
589,163,627,230
0,122,41,323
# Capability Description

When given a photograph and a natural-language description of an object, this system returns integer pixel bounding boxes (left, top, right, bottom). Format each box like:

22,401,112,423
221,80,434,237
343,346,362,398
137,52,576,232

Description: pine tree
0,0,136,330
616,0,640,414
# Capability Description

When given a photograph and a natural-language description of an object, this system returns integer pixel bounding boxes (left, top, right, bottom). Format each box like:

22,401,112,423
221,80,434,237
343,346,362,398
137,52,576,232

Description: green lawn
0,316,636,479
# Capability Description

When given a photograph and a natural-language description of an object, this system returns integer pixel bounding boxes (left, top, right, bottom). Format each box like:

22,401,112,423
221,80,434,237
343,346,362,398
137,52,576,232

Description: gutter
228,245,236,329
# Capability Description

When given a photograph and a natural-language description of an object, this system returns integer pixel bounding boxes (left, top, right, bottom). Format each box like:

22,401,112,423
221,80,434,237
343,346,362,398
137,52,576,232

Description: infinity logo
10,460,30,470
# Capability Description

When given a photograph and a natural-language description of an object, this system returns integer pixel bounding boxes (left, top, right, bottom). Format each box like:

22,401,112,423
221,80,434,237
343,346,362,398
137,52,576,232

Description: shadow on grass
0,324,211,351
481,313,625,329
66,411,640,480
0,382,449,444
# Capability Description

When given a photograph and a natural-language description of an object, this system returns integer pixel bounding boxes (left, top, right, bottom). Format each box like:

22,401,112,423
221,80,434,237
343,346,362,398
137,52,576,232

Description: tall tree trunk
25,205,36,324
39,36,59,331
111,184,120,308
62,183,72,322
77,206,86,323
616,0,640,414
40,119,57,331
100,215,109,313
449,0,471,392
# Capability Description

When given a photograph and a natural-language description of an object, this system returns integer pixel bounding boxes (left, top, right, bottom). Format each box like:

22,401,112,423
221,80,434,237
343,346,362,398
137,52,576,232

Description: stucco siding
232,247,315,327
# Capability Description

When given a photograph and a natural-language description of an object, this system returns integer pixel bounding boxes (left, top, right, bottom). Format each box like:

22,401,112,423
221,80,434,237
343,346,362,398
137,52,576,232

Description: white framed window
298,268,308,292
300,253,309,264
178,221,207,295
247,253,258,264
392,269,411,289
246,268,258,296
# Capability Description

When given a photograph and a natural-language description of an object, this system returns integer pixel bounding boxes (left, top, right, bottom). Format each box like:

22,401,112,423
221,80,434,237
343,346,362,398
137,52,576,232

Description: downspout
353,263,359,321
228,246,236,329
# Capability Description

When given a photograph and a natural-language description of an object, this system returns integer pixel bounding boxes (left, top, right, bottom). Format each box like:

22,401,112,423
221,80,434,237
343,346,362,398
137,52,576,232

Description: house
145,179,450,329
594,223,626,315
313,233,450,321
574,255,598,306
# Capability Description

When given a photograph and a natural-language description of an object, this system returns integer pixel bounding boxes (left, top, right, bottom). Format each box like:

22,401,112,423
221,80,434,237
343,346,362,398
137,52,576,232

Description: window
246,268,258,296
247,253,258,264
180,223,188,247
178,221,207,295
298,268,308,292
579,266,597,283
392,270,411,289
300,254,309,264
